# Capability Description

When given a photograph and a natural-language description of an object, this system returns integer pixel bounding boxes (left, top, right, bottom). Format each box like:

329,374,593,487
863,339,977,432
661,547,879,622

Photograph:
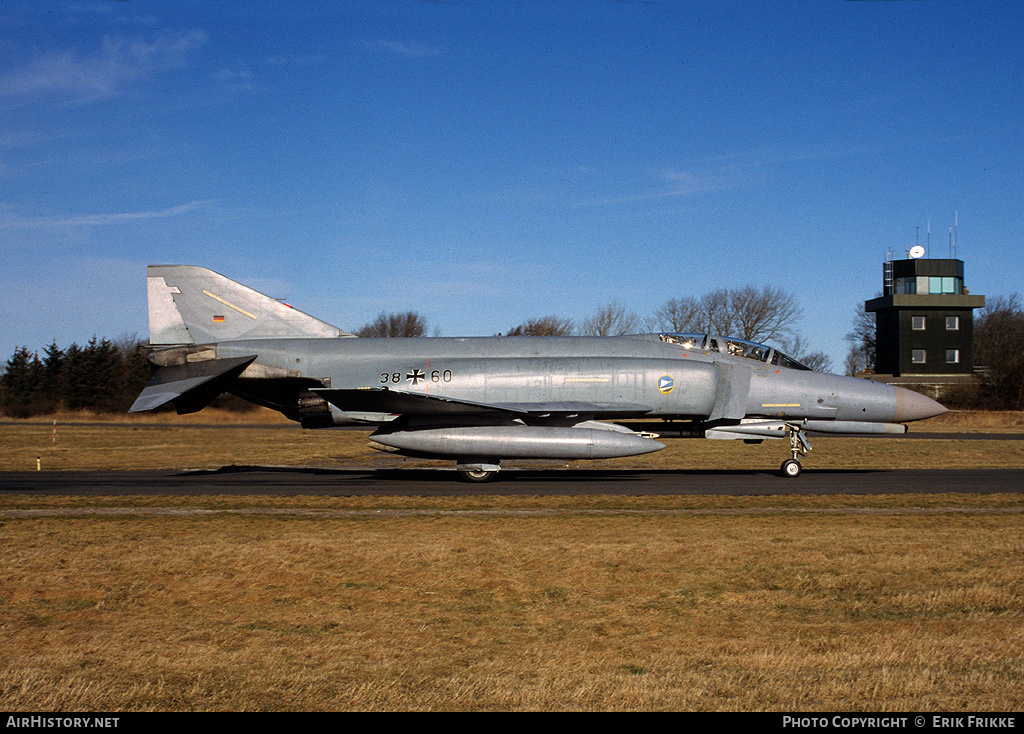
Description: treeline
358,285,833,371
955,295,1024,410
1,337,152,418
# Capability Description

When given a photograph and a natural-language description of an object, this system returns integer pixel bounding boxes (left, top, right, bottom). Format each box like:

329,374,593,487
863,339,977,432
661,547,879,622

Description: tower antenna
954,211,958,258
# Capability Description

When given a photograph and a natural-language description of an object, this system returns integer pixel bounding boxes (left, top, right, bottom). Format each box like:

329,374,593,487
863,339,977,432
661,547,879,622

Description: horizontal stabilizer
314,387,651,418
129,355,257,414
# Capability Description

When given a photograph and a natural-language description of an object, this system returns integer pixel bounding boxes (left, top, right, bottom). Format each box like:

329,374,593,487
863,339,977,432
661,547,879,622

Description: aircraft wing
312,387,652,418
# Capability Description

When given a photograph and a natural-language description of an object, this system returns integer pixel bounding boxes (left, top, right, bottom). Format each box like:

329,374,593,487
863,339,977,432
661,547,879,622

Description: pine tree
37,340,65,413
1,347,43,417
60,342,89,412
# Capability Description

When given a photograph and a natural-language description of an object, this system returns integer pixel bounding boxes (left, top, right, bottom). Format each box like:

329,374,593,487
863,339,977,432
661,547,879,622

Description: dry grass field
1,410,1022,711
1,497,1022,711
1,409,1023,473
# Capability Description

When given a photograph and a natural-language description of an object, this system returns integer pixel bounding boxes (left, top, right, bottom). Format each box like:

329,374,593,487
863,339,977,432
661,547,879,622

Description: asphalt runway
1,466,1022,496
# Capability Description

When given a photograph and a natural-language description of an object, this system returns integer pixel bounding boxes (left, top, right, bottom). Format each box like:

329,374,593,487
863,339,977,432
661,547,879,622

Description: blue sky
2,0,1022,371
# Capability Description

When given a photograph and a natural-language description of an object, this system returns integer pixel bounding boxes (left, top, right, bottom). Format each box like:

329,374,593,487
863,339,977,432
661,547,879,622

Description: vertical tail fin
146,265,356,345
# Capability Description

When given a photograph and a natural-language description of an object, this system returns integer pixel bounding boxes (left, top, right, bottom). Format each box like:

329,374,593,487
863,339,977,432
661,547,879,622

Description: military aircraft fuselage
213,333,926,426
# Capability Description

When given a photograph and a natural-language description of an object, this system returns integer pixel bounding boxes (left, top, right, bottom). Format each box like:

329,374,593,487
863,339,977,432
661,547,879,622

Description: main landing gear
780,425,812,478
456,462,500,483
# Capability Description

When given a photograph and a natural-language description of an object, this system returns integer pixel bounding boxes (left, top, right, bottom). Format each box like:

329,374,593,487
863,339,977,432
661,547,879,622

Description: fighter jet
130,265,946,481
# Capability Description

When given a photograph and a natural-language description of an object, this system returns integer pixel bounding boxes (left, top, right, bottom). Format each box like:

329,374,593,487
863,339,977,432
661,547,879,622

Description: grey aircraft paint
131,266,947,481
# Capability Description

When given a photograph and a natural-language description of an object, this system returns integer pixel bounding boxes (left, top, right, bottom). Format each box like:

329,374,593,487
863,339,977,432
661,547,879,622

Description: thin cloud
263,53,329,68
214,66,256,92
0,29,208,102
582,144,873,207
0,200,216,229
365,39,441,59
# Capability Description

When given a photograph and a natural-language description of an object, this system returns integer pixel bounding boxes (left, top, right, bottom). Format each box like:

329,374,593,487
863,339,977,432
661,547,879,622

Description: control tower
865,248,985,380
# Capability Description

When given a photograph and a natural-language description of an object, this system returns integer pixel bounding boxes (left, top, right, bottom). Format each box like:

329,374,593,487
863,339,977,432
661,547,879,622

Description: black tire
780,459,802,478
458,469,498,483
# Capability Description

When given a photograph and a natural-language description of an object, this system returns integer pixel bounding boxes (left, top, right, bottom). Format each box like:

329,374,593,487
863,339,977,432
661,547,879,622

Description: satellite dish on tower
909,245,925,259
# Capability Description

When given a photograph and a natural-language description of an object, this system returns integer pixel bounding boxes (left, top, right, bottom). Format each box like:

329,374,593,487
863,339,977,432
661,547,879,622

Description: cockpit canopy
659,333,812,371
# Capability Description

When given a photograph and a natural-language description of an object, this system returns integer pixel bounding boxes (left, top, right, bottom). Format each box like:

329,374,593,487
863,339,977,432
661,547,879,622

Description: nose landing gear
780,425,811,478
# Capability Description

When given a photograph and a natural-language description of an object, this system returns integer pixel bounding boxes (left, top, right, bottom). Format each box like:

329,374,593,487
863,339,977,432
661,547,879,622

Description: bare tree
356,311,429,338
778,335,832,373
580,301,642,336
503,316,575,336
648,296,705,333
701,288,734,337
843,349,862,378
974,294,1024,409
843,300,877,375
725,285,802,343
650,286,802,343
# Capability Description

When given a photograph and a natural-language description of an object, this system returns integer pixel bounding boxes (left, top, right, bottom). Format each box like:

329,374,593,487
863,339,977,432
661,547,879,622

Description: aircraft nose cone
893,387,947,422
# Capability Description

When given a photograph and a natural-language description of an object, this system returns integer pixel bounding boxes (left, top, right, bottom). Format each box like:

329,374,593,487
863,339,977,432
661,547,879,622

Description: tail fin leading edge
146,265,355,345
